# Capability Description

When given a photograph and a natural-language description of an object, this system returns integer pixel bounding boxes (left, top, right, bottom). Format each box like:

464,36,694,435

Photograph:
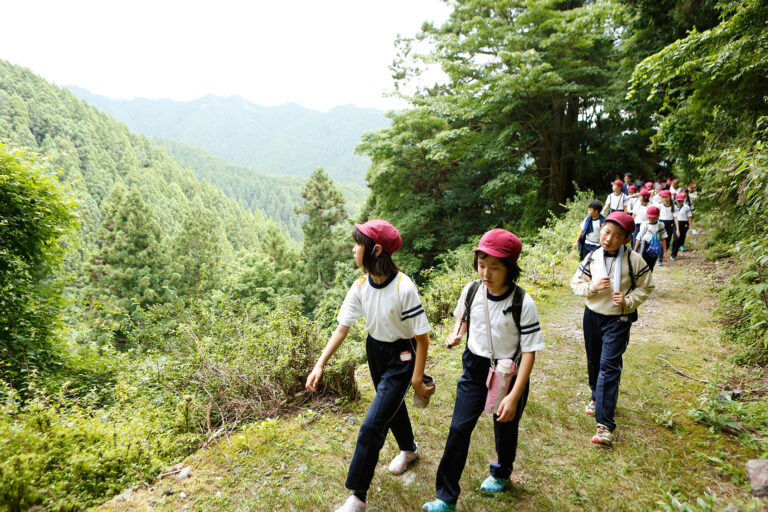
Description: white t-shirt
605,193,628,211
637,221,668,243
633,202,650,224
658,202,675,221
675,203,692,222
337,272,430,341
453,283,545,359
582,217,602,245
627,196,637,214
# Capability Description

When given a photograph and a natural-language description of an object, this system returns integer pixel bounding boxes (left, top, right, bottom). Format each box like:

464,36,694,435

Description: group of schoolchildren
576,174,696,270
306,194,662,510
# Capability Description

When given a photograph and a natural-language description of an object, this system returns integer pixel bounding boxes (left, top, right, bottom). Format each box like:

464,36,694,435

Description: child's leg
594,318,632,431
435,349,488,505
583,307,603,401
345,337,414,493
490,378,530,479
678,221,689,250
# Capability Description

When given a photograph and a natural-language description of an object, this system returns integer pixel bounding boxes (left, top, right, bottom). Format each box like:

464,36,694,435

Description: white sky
1,0,451,111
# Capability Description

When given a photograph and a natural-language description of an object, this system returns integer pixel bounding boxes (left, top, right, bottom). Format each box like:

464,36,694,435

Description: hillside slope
98,233,767,511
152,137,368,239
67,87,390,186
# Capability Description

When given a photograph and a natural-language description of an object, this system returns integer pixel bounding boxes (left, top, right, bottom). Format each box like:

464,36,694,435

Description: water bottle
485,358,516,414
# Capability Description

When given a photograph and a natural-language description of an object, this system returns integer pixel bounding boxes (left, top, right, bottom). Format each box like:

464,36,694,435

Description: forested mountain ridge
151,136,368,239
0,58,303,349
67,86,390,186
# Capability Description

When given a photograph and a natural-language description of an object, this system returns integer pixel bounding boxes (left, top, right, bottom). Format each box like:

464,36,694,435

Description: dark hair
473,251,521,288
353,228,400,278
587,200,602,212
624,172,632,178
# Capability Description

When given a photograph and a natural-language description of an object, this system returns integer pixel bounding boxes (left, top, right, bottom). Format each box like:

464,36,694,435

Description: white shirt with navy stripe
453,283,545,359
337,272,430,341
605,192,628,211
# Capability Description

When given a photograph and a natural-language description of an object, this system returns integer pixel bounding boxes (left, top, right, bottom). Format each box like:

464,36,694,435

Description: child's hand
445,332,462,348
413,379,436,400
305,365,323,393
593,276,611,291
496,395,518,422
612,291,626,307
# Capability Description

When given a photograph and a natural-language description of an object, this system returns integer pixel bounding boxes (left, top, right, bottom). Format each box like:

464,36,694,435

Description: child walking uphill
305,220,435,512
571,212,654,447
422,229,545,512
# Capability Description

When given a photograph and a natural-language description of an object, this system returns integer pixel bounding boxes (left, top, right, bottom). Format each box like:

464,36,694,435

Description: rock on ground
746,459,768,497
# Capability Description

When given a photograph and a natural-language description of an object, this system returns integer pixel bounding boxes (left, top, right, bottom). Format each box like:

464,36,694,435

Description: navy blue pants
435,349,529,505
583,307,632,431
345,336,416,492
662,220,675,250
671,220,689,257
579,242,600,262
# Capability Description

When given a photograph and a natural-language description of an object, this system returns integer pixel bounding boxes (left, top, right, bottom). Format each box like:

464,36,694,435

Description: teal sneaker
480,476,507,493
422,499,456,511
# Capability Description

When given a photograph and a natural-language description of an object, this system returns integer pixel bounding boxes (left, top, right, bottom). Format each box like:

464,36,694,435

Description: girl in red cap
423,229,545,512
671,193,693,260
634,206,668,269
657,190,676,247
306,219,434,512
571,212,655,446
602,180,629,215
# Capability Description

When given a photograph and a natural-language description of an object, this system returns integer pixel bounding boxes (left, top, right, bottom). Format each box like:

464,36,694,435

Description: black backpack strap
502,284,527,364
462,280,481,340
625,247,636,294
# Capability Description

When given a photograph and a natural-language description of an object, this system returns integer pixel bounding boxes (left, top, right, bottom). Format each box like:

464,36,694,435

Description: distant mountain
67,87,390,186
152,137,368,239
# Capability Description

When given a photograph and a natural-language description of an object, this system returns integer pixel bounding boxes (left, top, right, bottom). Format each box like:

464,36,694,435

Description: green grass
99,233,767,511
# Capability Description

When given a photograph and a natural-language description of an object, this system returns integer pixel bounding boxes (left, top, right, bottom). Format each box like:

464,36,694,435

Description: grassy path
99,232,765,511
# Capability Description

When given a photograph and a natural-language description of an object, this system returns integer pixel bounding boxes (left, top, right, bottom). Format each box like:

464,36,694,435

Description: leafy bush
0,144,78,390
131,297,359,429
0,379,200,512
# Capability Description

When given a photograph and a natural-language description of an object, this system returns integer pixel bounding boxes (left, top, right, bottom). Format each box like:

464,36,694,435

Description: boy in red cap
571,212,655,446
670,193,693,260
306,220,435,512
602,180,628,215
634,206,667,269
422,229,544,512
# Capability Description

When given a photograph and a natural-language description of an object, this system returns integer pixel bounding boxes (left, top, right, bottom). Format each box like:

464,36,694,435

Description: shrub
0,380,200,512
131,296,359,429
0,144,78,391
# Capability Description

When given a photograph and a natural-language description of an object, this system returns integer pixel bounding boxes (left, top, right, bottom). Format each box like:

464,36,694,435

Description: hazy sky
1,0,450,111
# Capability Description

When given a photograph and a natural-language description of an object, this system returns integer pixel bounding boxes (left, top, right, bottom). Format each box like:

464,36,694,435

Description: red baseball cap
644,182,653,189
605,211,634,236
474,228,522,261
659,190,671,197
354,220,402,254
639,188,651,197
647,206,660,217
612,179,623,187
675,193,686,201
628,185,637,192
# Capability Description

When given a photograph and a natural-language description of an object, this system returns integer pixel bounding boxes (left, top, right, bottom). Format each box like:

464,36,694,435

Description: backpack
640,233,662,268
461,280,526,363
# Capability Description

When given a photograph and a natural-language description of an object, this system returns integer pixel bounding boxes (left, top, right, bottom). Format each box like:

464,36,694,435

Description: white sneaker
388,442,419,474
335,495,366,512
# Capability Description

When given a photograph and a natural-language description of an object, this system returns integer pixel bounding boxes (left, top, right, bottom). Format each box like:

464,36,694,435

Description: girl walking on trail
305,220,435,512
657,190,676,248
422,229,545,512
570,212,655,447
